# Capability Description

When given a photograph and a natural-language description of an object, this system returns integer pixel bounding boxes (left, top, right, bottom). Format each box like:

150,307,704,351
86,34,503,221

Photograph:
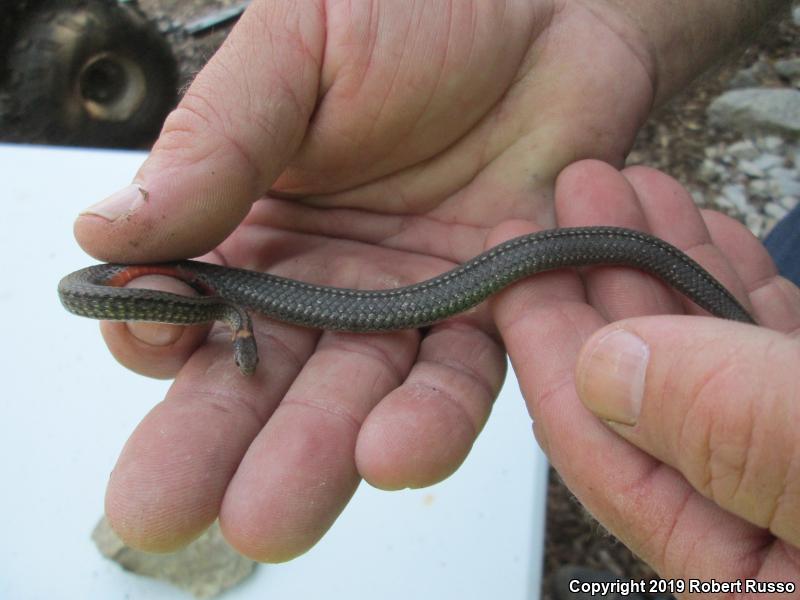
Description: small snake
58,226,755,375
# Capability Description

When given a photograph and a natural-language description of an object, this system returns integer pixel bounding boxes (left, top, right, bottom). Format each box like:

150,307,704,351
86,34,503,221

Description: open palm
76,0,657,560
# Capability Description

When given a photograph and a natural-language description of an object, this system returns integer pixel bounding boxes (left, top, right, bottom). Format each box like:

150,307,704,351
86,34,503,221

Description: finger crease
281,396,363,432
258,329,308,373
418,357,495,403
411,380,480,438
194,388,264,426
321,338,408,385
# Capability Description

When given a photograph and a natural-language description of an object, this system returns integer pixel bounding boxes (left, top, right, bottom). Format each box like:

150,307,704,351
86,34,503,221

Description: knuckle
156,93,267,183
154,97,221,160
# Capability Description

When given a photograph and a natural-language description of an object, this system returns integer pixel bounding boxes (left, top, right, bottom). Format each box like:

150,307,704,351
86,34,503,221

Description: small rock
715,195,734,210
745,212,766,237
775,58,800,82
698,158,723,181
763,217,779,237
758,135,786,153
690,189,706,205
748,179,771,199
737,159,766,178
765,202,790,220
728,62,770,89
721,183,749,213
793,5,800,26
707,88,800,138
780,196,800,211
92,517,256,599
767,167,800,197
726,139,759,159
750,153,785,171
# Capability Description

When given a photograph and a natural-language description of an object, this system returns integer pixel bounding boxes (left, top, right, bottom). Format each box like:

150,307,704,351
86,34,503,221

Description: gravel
696,135,799,238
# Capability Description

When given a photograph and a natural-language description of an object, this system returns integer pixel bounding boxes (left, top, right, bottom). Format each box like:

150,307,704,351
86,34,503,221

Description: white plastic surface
0,144,547,599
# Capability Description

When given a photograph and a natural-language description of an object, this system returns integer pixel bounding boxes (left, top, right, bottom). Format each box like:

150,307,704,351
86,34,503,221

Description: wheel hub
78,52,146,121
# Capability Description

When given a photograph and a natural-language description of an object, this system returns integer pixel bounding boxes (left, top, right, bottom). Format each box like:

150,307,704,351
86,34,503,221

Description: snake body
59,226,755,374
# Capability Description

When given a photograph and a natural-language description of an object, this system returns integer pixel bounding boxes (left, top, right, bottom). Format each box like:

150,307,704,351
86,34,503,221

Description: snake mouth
77,52,147,122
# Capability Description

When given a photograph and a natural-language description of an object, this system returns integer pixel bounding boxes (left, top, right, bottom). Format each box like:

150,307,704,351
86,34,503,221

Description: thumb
575,316,800,547
74,1,325,263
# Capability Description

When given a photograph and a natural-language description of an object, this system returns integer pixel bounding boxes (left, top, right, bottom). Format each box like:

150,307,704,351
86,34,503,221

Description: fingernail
127,322,184,346
80,183,148,221
577,328,649,425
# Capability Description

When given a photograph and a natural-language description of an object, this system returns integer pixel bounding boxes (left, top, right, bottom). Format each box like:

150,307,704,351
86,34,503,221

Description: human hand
72,1,662,559
493,160,800,584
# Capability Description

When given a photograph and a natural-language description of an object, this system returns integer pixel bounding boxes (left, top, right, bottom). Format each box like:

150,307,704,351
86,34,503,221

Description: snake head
232,330,259,375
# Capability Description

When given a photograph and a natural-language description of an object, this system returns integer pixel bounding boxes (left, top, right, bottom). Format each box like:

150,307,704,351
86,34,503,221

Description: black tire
2,0,178,148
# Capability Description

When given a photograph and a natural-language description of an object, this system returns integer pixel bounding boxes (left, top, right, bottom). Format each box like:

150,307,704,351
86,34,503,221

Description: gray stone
776,58,800,81
780,196,800,211
92,517,256,598
726,139,759,159
758,135,786,153
793,5,800,27
767,167,800,197
765,202,790,220
715,195,734,210
690,189,706,205
750,153,785,171
737,159,766,178
721,183,749,212
698,158,723,181
748,179,771,198
728,63,768,89
745,213,766,237
703,146,718,159
707,88,800,138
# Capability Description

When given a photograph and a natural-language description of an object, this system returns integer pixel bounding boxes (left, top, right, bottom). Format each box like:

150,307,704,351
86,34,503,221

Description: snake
58,226,756,375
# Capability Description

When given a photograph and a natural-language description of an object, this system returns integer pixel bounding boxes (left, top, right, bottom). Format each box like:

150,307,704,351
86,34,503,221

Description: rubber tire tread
2,0,177,147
